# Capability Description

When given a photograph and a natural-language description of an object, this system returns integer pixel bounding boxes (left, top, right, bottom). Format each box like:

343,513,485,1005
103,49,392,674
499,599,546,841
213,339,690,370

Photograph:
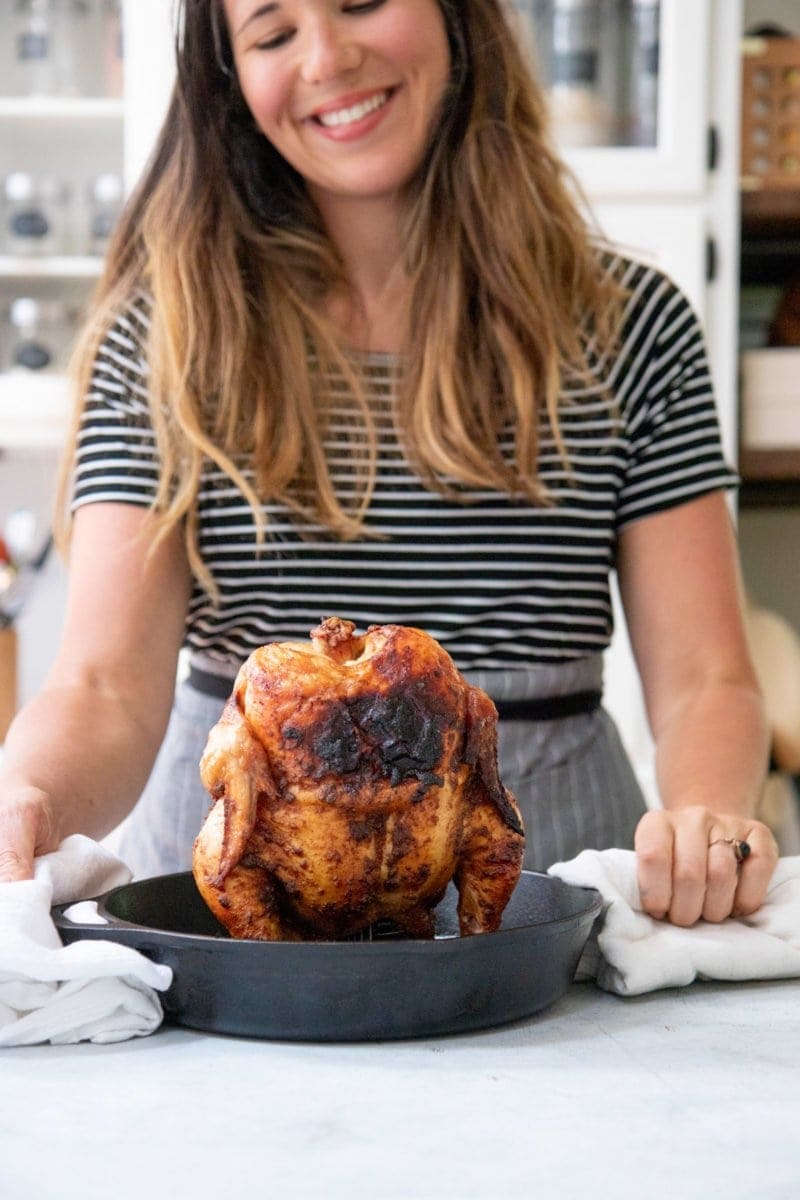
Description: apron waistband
493,691,601,720
185,665,601,721
186,666,235,700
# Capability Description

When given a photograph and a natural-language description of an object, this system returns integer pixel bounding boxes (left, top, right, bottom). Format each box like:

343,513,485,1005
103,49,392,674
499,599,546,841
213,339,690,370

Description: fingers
702,838,739,923
732,824,779,917
670,814,720,925
0,788,55,883
0,845,34,882
634,807,779,927
636,807,711,925
634,809,673,919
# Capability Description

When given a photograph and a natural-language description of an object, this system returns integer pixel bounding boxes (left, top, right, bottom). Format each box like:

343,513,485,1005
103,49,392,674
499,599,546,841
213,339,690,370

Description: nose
299,18,362,85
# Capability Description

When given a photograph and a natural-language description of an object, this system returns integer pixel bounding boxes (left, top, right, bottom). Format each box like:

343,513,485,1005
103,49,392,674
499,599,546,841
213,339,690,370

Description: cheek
236,67,284,136
377,6,449,74
405,44,450,104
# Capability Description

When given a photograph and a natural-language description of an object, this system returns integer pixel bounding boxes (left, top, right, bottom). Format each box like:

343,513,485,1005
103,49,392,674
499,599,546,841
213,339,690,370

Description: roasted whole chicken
193,618,524,940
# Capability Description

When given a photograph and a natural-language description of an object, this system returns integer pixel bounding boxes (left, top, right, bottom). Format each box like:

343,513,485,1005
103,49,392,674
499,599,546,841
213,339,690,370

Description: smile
314,90,392,129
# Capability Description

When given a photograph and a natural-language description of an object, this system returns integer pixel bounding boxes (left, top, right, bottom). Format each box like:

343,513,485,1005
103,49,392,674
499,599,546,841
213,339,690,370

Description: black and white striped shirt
72,254,738,673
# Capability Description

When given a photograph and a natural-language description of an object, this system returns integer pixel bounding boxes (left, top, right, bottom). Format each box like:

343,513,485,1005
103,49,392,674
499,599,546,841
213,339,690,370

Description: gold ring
710,837,751,864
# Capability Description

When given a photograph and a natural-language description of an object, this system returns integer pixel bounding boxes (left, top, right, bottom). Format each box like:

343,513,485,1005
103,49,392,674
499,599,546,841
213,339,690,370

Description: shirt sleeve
70,293,161,512
615,273,739,529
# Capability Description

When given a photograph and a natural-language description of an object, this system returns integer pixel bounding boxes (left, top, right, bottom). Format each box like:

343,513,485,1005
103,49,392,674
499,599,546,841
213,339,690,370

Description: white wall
744,0,800,32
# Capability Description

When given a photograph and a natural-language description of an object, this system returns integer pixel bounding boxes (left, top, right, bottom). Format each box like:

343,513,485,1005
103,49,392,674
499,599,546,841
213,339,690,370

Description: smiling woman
0,0,776,934
223,0,452,210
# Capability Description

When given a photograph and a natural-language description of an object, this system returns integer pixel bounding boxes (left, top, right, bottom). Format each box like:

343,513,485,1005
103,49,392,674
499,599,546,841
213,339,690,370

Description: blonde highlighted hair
57,0,625,595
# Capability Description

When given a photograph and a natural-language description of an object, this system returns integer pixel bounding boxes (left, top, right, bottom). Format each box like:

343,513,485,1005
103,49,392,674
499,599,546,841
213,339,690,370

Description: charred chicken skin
193,618,524,940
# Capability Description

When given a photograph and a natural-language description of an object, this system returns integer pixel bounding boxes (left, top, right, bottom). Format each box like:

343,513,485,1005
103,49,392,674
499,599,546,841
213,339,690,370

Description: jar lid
90,173,123,203
4,172,69,202
9,296,68,325
4,173,36,202
10,297,40,326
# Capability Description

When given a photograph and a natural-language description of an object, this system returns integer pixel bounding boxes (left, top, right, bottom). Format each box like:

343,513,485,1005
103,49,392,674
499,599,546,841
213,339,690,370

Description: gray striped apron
117,653,646,880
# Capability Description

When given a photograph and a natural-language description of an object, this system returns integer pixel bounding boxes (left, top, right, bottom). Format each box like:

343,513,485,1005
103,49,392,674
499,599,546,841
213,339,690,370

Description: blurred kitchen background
1,0,799,845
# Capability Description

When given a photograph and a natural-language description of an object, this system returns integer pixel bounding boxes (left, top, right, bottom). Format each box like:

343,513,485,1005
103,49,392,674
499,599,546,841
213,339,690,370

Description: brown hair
57,0,625,594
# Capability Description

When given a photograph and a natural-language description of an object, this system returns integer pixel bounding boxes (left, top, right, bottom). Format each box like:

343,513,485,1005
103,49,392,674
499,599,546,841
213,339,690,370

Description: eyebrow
235,3,280,38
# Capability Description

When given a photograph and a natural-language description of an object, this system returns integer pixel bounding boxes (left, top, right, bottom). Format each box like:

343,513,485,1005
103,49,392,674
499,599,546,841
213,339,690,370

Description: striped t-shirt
72,254,738,673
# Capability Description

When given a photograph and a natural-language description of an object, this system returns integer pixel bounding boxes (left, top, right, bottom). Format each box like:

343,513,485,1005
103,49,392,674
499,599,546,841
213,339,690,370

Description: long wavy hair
57,0,625,593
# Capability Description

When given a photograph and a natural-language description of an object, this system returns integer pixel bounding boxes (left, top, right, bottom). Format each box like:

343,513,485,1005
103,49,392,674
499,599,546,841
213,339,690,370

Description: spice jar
12,0,92,98
87,173,123,256
7,297,73,373
12,0,57,97
3,172,70,257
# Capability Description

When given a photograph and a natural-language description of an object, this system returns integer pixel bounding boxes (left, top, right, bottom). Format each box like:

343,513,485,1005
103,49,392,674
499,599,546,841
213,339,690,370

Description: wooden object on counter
739,447,800,479
0,626,18,741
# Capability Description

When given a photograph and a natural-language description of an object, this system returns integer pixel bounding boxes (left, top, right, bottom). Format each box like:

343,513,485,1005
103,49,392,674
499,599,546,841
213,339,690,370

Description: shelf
0,256,104,280
738,448,800,507
739,447,800,476
741,190,800,234
740,195,800,273
0,372,70,450
739,478,800,507
0,97,123,122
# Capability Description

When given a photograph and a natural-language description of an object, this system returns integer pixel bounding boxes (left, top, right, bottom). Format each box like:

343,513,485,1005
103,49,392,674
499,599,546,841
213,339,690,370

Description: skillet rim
53,868,603,952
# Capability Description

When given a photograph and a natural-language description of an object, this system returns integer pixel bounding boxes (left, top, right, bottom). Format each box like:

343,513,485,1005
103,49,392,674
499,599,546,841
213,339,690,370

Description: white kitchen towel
0,834,173,1047
549,849,800,996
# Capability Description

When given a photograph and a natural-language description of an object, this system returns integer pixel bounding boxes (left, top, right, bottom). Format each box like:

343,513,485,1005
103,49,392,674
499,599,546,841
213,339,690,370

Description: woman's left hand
634,805,779,926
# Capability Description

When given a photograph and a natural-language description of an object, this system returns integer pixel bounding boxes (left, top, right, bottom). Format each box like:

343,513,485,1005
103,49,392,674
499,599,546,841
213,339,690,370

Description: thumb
0,792,55,882
0,845,35,883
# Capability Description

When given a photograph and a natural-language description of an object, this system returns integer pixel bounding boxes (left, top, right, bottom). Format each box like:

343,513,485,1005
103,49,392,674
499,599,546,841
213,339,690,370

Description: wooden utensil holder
741,36,800,195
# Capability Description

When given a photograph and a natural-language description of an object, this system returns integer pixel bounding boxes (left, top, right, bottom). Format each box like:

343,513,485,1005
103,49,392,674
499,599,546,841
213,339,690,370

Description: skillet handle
51,899,136,940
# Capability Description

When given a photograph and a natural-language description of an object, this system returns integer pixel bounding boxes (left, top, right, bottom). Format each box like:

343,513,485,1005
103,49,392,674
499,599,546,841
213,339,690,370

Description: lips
316,90,391,128
308,87,397,135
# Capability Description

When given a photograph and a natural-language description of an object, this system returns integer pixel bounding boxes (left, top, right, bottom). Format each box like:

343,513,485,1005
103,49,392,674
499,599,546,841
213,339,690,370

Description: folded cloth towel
549,849,800,996
0,834,173,1047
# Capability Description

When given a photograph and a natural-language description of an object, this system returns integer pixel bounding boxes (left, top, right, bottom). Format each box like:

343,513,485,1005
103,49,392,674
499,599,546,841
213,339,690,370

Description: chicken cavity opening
310,616,367,665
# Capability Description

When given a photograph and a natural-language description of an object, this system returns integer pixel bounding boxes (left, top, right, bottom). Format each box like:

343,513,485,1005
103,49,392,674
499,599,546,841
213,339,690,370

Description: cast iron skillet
52,870,602,1042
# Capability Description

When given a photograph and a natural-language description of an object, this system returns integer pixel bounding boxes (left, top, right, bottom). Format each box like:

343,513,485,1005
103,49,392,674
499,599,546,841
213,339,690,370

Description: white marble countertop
2,979,799,1200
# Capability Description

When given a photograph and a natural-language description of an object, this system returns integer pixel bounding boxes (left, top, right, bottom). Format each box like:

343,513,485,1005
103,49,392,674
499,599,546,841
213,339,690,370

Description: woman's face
222,0,452,213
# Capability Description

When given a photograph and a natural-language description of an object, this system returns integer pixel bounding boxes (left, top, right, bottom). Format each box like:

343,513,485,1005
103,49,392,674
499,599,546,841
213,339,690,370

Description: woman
0,0,776,925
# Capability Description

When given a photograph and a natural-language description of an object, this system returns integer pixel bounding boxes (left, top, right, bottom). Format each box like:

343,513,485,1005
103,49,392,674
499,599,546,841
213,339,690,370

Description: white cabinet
0,0,125,451
517,0,742,456
0,0,125,706
562,0,713,200
515,0,744,803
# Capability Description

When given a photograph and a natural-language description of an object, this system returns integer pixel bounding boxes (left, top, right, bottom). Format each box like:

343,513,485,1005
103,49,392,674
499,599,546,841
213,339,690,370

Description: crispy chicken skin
193,618,524,940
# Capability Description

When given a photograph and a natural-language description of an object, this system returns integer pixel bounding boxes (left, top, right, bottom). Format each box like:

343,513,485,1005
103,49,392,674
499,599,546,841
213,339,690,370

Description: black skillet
52,870,601,1041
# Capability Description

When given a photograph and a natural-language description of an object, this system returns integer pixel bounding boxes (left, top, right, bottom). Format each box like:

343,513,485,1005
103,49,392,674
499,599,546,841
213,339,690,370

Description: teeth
317,91,389,128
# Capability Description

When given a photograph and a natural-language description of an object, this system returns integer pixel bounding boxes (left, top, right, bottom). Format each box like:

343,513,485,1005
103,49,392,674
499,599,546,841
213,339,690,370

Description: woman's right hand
0,785,57,882
0,505,192,886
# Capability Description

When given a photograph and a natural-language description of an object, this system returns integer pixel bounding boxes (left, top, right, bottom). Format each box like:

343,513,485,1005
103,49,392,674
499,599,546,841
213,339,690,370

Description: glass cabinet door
512,0,712,199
